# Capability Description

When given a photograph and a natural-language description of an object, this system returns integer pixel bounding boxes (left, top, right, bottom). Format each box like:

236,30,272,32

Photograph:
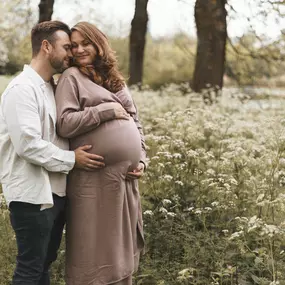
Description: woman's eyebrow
71,40,88,44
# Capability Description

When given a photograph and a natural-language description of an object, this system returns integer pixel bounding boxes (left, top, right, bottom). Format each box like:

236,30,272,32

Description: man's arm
2,84,75,173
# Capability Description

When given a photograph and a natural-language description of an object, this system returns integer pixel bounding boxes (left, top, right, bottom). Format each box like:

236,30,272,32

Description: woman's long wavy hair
71,22,125,93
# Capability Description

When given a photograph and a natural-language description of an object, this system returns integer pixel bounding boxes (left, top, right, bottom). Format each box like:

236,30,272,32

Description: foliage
1,1,285,87
0,40,8,69
226,33,285,87
0,76,12,94
143,34,196,89
2,81,285,284
134,85,285,284
3,27,285,88
0,0,36,74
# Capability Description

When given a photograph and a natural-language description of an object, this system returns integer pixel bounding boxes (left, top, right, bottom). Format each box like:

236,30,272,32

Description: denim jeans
9,194,66,285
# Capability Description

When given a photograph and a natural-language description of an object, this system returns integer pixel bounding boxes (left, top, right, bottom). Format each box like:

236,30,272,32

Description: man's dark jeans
9,194,66,285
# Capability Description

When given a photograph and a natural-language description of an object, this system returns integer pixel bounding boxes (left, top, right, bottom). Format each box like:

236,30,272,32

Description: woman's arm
55,74,120,138
131,102,147,168
116,87,147,167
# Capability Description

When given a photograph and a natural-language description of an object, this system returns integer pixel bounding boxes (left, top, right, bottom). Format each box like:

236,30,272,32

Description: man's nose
67,49,72,57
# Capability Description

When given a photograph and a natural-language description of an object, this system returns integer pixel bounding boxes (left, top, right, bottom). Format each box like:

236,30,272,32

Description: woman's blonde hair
72,22,125,93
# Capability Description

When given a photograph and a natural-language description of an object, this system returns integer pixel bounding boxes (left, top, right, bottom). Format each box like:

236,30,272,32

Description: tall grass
1,82,285,284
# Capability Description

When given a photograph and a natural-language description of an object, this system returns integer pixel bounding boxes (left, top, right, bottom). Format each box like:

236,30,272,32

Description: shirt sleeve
1,84,75,173
55,74,117,138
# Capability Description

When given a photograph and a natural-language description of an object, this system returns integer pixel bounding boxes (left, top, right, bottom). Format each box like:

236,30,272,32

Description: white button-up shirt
0,65,75,209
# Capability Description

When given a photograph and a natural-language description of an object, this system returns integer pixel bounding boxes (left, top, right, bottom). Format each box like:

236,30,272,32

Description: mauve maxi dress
55,67,146,285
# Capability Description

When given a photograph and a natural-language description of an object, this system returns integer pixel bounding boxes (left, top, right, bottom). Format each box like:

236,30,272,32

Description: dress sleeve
116,87,147,167
132,101,147,168
55,74,117,138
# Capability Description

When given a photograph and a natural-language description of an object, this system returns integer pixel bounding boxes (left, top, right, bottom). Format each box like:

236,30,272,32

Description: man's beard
50,54,69,73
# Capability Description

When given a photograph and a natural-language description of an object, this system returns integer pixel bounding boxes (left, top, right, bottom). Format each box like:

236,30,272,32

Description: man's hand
126,162,145,180
74,145,105,171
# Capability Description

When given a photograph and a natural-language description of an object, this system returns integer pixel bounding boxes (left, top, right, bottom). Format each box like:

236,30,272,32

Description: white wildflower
178,268,190,275
173,153,182,159
248,215,259,227
162,175,173,181
159,207,168,214
270,281,280,285
261,224,279,237
144,210,154,216
194,209,202,215
279,158,285,167
206,169,215,176
229,231,244,240
187,150,199,158
151,156,160,160
229,178,238,185
173,195,179,201
256,194,265,202
224,183,231,190
186,207,194,212
167,212,176,217
162,199,172,206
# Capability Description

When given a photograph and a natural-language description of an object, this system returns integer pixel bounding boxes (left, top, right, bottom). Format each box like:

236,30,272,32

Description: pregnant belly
69,119,142,170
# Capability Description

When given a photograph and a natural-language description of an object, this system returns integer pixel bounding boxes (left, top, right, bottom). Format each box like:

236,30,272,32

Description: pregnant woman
55,22,146,285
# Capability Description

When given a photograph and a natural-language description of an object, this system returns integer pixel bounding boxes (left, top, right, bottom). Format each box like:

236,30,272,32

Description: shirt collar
23,64,47,88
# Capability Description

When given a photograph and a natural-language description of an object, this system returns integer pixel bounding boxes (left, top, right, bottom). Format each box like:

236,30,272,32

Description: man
0,21,105,285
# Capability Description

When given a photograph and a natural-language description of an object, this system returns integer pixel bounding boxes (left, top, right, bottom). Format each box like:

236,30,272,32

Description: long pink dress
55,67,146,285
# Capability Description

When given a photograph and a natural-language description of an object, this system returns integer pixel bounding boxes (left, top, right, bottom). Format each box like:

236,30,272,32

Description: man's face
49,30,72,73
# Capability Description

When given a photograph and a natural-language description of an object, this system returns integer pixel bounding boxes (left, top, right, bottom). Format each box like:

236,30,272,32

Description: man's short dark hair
31,21,71,57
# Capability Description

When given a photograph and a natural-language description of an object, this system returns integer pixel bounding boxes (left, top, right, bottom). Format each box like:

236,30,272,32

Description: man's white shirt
0,65,75,209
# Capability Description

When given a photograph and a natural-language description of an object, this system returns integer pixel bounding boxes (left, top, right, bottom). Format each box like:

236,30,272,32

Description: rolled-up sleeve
2,84,75,173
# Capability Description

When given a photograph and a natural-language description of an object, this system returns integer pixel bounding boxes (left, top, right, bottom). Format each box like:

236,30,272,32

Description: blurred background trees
0,0,34,74
1,0,285,90
129,0,149,86
192,0,227,93
38,0,55,22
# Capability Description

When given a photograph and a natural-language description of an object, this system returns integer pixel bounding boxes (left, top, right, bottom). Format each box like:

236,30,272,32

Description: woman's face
71,30,97,66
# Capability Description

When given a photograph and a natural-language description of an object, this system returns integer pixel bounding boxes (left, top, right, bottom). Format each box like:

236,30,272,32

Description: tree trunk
129,0,149,86
192,0,227,97
38,0,55,23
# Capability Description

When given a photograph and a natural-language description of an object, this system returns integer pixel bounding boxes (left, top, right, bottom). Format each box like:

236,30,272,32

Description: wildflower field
2,83,285,285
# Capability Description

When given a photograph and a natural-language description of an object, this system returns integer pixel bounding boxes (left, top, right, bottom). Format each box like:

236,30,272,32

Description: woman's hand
108,102,130,120
126,162,145,180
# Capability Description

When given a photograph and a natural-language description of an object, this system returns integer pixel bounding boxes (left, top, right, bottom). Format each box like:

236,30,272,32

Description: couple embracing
0,20,146,285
